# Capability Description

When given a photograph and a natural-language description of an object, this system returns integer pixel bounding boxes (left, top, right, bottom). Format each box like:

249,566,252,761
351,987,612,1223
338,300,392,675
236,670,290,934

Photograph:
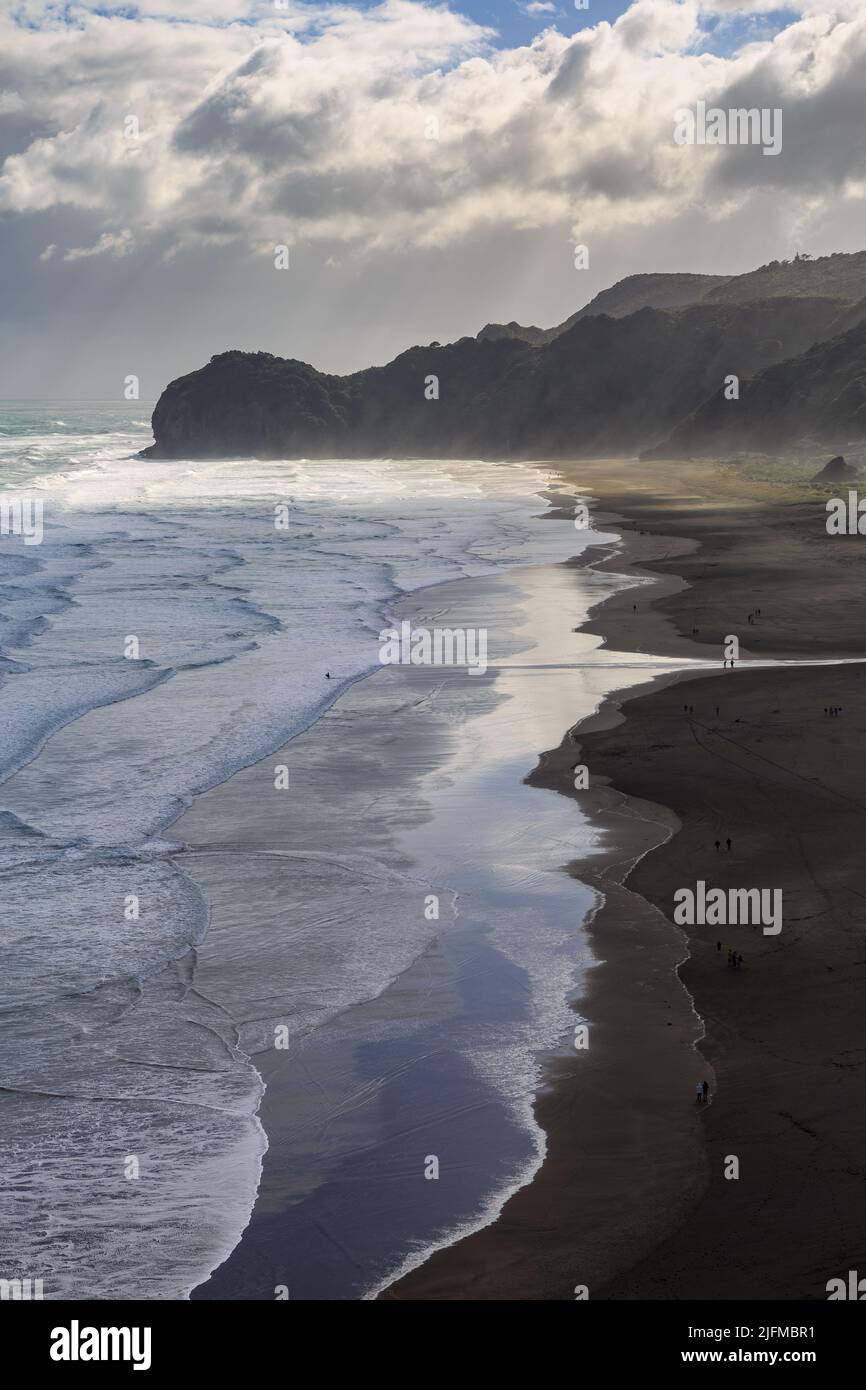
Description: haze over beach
2,0,866,1362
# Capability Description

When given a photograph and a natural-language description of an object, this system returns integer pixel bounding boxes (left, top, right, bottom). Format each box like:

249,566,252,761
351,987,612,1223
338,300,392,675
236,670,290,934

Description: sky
1,0,864,399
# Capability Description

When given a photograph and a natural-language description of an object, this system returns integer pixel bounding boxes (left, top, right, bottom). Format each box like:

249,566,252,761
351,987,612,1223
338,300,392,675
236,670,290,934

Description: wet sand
386,456,866,1300
181,544,690,1300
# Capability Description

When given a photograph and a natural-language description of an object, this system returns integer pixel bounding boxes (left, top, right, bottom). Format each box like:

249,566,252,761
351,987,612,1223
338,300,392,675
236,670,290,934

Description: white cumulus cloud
1,0,863,260
3,0,866,394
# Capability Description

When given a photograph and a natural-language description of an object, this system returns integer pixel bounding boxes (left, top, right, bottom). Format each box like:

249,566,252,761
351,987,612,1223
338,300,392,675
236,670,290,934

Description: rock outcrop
145,294,856,462
811,456,860,484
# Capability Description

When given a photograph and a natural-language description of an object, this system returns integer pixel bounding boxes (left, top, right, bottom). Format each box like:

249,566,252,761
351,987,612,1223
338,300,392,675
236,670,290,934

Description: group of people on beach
717,945,745,967
824,706,842,716
695,1080,710,1104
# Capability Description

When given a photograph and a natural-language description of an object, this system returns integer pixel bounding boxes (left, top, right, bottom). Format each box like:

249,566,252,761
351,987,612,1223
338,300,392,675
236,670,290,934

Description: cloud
3,0,866,397
63,228,135,260
2,0,865,266
698,2,806,12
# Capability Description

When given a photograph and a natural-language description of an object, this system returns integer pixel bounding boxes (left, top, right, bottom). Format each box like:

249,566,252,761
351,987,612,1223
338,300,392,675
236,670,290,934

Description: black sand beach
385,456,866,1300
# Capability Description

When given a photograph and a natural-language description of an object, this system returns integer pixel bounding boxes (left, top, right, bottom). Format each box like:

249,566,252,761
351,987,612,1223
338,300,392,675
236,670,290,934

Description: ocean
0,402,676,1299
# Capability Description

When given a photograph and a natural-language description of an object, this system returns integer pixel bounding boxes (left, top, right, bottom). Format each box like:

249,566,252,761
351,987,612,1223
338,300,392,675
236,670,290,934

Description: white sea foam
0,429,612,1299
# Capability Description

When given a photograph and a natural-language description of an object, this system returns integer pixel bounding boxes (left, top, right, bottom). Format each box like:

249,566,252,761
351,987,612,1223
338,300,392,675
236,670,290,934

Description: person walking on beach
696,1082,704,1105
702,1080,710,1102
726,837,732,851
715,839,721,851
717,940,722,951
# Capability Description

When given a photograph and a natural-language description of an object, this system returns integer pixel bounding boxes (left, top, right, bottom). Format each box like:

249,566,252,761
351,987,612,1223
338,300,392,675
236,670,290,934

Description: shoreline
182,517,641,1300
8,426,864,1301
387,454,866,1300
381,508,718,1300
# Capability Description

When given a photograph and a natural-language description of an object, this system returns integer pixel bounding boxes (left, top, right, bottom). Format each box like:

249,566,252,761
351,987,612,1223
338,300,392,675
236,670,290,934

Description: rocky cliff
145,289,857,461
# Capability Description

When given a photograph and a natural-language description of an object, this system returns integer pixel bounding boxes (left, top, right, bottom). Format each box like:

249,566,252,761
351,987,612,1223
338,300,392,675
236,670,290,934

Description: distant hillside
146,248,866,463
477,272,728,345
647,316,866,457
824,293,866,338
477,253,866,348
703,251,866,307
476,320,548,344
146,295,850,462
